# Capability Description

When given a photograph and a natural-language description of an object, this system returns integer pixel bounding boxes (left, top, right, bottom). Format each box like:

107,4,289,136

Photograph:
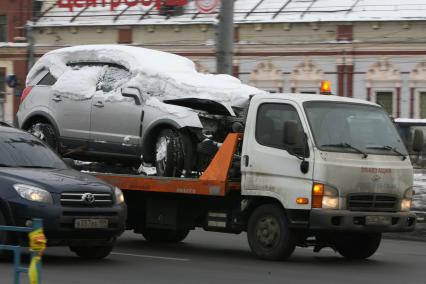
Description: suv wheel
155,128,184,177
27,123,58,151
69,244,114,259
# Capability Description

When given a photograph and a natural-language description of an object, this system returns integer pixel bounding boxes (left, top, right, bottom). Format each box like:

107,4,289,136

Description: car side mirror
413,129,424,153
283,120,299,146
122,87,142,105
62,158,75,169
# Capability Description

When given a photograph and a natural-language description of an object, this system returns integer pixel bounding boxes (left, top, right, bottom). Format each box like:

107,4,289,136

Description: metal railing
0,219,44,284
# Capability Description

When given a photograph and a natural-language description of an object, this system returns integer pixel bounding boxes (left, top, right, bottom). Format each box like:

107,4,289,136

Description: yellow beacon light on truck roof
320,80,332,95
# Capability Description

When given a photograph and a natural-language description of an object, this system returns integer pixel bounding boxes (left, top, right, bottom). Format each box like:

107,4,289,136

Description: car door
89,65,143,158
241,98,314,209
49,64,101,152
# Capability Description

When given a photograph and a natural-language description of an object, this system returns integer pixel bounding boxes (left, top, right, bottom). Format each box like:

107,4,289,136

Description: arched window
248,61,283,93
290,59,324,94
365,58,401,117
409,61,426,118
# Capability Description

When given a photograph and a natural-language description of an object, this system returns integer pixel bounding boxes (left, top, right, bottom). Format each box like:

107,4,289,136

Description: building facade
7,0,426,119
0,0,35,124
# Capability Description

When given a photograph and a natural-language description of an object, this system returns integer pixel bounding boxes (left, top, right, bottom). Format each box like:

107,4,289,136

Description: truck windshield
304,101,407,156
0,131,67,169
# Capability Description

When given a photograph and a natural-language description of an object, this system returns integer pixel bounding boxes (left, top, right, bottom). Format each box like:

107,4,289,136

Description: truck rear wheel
247,204,296,261
69,244,114,260
142,228,189,243
335,233,382,260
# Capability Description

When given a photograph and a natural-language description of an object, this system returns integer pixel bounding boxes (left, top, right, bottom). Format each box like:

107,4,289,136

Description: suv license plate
74,219,109,229
365,216,392,226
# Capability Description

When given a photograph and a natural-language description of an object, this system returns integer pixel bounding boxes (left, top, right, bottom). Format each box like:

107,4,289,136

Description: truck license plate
74,219,109,229
365,216,392,226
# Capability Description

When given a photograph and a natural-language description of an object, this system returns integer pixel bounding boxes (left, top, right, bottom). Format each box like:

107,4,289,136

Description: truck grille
60,192,113,207
347,193,398,212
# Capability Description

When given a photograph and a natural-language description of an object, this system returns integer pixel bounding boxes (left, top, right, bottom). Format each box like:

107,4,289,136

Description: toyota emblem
82,193,95,204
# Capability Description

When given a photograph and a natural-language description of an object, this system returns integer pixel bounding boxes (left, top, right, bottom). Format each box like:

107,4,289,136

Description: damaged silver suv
17,45,262,176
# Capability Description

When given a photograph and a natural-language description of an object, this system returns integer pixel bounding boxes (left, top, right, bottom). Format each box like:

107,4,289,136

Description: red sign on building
56,0,188,12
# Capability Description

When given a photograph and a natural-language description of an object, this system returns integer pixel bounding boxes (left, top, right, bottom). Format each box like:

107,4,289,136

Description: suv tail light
20,86,33,103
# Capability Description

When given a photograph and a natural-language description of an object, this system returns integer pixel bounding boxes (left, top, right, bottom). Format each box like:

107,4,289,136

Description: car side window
96,66,130,93
255,103,306,156
37,72,57,86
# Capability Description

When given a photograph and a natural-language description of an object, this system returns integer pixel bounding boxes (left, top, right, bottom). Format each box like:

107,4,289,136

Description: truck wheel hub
257,216,280,248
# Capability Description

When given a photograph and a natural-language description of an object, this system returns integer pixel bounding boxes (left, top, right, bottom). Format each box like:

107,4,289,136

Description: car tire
155,128,184,177
247,204,296,261
27,122,58,151
335,233,382,260
142,228,190,243
69,244,114,260
0,210,12,261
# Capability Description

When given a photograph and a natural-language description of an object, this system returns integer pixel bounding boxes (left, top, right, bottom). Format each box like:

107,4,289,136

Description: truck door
241,98,314,209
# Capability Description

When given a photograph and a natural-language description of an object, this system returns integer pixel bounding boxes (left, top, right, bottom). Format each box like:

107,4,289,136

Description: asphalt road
1,230,425,284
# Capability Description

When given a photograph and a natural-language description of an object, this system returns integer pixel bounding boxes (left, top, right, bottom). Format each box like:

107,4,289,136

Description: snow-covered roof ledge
34,0,426,28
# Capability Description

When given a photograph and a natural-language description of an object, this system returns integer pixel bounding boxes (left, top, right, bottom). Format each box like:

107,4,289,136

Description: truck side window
256,103,306,156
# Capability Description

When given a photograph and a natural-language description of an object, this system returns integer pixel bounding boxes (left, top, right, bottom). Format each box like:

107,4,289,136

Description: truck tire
247,204,296,261
155,128,184,177
142,228,189,243
69,244,114,260
335,233,382,260
27,122,58,151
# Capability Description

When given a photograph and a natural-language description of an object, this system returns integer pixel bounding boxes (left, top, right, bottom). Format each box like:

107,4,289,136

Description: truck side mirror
122,87,142,105
413,129,424,153
283,120,298,146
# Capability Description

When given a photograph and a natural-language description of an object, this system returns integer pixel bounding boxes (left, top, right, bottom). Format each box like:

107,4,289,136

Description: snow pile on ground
413,171,426,211
27,45,264,108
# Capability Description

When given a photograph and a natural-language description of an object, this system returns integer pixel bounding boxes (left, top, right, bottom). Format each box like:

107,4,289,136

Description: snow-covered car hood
27,45,265,109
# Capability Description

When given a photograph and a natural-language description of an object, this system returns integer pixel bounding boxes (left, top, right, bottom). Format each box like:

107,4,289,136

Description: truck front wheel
69,244,114,259
142,228,189,243
335,233,382,260
247,204,296,261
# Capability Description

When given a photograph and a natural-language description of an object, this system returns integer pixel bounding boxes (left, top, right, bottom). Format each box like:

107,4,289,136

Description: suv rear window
37,72,57,86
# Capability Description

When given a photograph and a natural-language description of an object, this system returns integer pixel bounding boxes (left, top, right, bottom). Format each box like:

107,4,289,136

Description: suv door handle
94,101,104,107
52,95,62,102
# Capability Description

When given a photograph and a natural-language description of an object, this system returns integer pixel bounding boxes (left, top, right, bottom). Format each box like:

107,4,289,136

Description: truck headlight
13,184,53,204
401,187,414,212
312,183,339,209
114,186,125,204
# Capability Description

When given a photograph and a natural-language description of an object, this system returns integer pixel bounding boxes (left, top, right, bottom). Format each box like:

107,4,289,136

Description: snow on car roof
27,45,264,108
35,0,426,27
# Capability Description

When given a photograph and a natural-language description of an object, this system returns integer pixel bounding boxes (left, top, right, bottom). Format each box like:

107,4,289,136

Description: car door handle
94,101,104,107
52,95,62,102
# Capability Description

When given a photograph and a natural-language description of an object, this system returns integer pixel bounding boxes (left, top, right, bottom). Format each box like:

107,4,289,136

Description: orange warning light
320,80,332,95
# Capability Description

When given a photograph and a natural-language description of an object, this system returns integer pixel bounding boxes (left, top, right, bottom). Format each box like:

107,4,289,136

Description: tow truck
94,88,421,261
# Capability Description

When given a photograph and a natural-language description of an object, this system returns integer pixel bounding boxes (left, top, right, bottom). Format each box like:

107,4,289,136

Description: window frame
255,102,308,156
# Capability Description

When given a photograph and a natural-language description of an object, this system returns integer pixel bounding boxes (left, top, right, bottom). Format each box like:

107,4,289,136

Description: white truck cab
240,93,416,260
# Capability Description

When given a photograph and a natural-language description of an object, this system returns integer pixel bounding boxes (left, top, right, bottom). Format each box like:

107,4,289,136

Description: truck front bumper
309,209,416,232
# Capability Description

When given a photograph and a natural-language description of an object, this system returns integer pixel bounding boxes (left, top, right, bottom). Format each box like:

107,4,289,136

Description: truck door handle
94,101,104,107
52,95,62,102
243,155,249,167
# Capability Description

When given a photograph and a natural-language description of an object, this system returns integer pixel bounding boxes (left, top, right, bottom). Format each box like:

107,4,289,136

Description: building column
410,87,415,118
396,87,401,117
346,65,353,98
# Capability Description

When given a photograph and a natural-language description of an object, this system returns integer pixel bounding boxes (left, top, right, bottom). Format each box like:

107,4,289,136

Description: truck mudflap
309,209,416,232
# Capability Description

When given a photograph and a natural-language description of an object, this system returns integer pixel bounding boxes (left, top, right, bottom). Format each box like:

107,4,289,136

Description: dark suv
0,123,126,259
